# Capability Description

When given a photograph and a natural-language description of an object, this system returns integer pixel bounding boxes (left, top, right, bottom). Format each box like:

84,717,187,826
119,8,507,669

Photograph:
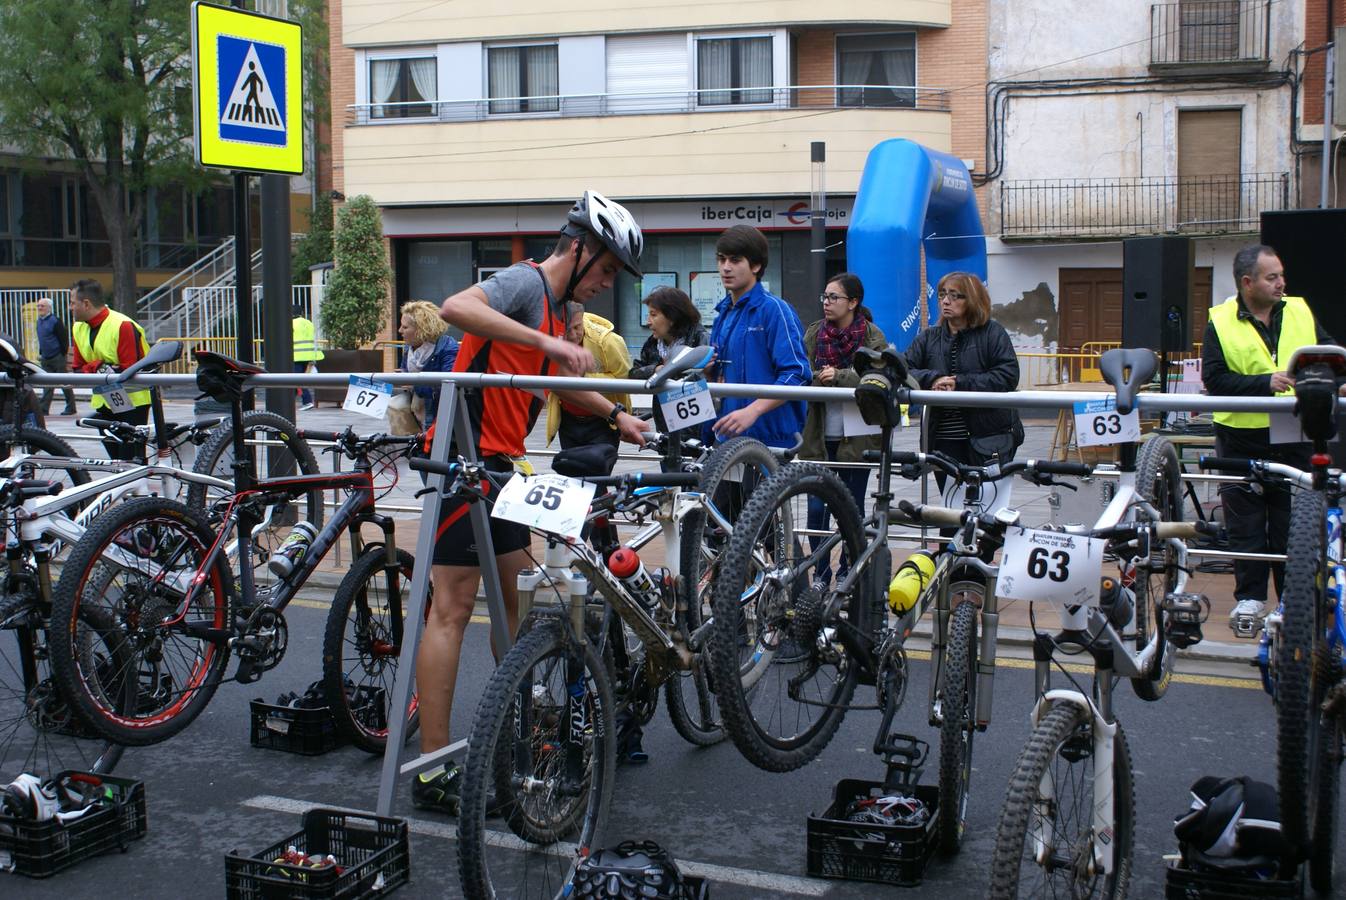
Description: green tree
292,191,334,275
321,195,390,349
0,0,328,310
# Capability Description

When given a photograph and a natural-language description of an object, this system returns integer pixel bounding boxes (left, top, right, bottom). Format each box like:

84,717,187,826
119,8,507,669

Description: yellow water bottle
888,550,936,614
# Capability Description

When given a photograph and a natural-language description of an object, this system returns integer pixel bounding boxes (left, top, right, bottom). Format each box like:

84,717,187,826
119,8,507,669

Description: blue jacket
705,281,810,447
407,334,459,426
36,313,67,359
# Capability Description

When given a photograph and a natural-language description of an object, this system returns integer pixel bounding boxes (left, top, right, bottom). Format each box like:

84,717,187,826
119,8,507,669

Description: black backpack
1174,775,1287,875
569,840,705,899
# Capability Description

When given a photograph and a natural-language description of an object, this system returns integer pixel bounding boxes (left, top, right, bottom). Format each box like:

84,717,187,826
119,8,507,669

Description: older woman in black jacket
905,272,1022,487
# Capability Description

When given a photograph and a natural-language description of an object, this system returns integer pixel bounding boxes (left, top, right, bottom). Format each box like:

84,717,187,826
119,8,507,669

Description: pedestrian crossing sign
192,2,304,175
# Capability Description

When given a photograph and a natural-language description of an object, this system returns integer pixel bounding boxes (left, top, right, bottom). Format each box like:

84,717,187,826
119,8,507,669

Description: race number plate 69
1073,398,1140,447
491,472,596,540
995,527,1104,607
342,376,393,418
94,383,135,414
657,378,715,431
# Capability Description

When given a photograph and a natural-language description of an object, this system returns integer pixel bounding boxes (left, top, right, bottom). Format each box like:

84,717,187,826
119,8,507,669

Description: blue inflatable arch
846,139,988,351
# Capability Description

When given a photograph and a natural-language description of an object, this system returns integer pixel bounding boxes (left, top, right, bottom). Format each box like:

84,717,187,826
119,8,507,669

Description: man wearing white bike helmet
413,191,647,814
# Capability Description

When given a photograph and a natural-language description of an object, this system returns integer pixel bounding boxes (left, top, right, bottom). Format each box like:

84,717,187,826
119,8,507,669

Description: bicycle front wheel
667,435,780,746
48,497,234,746
1278,485,1327,858
938,597,981,856
1131,436,1182,702
988,702,1134,899
707,462,870,773
1308,647,1342,893
321,547,423,754
0,424,92,497
457,620,616,900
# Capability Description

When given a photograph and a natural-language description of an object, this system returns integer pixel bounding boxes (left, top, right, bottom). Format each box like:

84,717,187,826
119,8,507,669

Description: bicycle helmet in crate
569,840,704,899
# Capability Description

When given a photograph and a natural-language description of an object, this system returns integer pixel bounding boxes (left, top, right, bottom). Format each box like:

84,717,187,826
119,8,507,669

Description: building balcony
341,87,953,206
998,173,1290,239
1149,0,1271,71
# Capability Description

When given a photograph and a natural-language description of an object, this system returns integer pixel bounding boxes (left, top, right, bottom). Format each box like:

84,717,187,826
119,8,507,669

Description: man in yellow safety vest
69,278,150,461
1201,244,1336,634
292,302,324,410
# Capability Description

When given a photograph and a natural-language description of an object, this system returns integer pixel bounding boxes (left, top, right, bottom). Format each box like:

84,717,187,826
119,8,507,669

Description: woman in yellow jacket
544,303,633,462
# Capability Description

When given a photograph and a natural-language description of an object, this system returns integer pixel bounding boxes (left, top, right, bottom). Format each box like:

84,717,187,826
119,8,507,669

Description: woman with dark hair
628,286,708,381
802,272,887,585
904,272,1022,484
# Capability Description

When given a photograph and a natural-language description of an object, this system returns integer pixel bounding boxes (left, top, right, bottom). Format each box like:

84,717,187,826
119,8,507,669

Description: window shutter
607,34,688,111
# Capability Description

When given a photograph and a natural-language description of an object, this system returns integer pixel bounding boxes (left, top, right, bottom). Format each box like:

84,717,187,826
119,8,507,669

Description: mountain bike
46,350,421,754
1199,344,1346,892
0,335,92,495
986,348,1212,898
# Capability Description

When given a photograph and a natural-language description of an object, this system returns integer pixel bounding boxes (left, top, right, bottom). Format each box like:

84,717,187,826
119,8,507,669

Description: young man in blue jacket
706,225,810,447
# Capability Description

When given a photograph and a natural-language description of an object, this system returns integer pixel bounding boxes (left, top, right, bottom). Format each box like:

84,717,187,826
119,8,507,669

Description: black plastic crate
1164,861,1301,899
224,808,409,899
249,688,386,756
806,778,939,887
0,771,147,878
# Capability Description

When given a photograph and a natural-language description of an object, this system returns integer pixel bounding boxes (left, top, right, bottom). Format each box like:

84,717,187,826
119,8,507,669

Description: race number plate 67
995,527,1105,607
1073,398,1140,447
491,472,596,540
657,378,715,431
342,376,393,418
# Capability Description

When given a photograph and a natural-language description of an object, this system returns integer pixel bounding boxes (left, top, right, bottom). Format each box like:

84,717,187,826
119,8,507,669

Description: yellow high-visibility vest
72,309,151,410
293,317,324,362
1209,295,1316,429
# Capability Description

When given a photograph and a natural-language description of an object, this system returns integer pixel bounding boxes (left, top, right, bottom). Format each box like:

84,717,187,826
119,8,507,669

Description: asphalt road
8,596,1327,899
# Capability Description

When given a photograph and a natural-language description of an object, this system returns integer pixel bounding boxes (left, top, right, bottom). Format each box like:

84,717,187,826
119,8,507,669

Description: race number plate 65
343,376,394,418
491,472,596,540
657,378,715,431
94,382,135,414
995,527,1105,607
1073,398,1140,447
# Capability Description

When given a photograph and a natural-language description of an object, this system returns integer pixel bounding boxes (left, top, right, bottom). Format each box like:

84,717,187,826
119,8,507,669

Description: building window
837,33,916,108
697,36,773,106
488,45,558,114
369,57,437,119
0,176,8,235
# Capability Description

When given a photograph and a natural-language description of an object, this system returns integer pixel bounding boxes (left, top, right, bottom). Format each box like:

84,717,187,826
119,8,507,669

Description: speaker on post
1260,209,1346,344
1122,236,1194,353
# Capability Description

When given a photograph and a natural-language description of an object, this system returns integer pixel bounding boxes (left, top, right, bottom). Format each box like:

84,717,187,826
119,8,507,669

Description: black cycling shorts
432,454,530,566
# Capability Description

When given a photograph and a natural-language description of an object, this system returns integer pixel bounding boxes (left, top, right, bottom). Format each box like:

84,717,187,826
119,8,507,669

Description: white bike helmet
563,191,644,278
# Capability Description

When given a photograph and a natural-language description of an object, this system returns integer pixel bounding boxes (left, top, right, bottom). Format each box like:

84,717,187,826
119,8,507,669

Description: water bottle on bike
268,521,319,578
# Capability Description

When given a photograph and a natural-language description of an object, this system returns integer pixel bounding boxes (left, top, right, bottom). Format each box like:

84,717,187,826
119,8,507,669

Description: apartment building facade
331,0,989,350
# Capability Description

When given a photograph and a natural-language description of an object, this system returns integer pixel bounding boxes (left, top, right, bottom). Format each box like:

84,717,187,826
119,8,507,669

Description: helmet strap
562,235,603,304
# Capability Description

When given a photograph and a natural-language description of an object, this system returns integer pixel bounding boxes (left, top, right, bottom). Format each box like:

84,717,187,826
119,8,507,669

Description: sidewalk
41,396,1251,665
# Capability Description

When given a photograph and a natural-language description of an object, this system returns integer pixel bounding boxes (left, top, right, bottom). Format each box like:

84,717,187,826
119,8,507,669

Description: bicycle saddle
1099,348,1157,415
0,335,41,378
552,443,618,479
1286,345,1344,444
114,339,182,382
195,349,265,402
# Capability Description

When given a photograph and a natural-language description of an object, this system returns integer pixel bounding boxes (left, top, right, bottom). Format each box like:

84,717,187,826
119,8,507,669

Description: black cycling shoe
411,765,462,815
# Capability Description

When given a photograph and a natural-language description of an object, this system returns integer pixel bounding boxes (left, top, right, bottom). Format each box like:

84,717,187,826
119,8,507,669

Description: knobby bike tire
988,702,1134,899
457,619,615,900
48,497,234,746
707,461,869,773
1131,436,1182,702
321,546,422,754
0,424,92,495
186,410,323,527
1308,645,1342,893
1278,486,1326,858
666,436,779,747
938,598,980,856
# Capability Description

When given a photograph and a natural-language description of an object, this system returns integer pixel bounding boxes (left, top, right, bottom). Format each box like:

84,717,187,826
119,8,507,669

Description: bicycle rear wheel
1308,647,1341,893
1278,486,1326,858
666,436,779,746
707,462,870,772
1131,436,1182,702
988,702,1134,899
0,425,92,497
457,619,615,900
48,497,234,746
937,597,981,855
321,546,423,754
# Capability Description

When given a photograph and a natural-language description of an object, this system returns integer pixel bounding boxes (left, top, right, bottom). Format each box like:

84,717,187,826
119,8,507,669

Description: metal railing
0,289,72,361
347,84,950,125
173,284,321,344
999,172,1289,237
1150,0,1271,66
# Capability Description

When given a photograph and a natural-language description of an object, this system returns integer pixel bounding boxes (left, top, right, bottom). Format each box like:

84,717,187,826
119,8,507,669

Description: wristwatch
606,402,626,425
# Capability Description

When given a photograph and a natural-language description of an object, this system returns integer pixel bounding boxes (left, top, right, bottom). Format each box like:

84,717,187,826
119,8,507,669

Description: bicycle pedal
1229,616,1259,640
1162,592,1209,648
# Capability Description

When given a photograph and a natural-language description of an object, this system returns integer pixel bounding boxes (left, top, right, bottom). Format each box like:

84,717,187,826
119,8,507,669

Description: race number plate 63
1073,398,1140,447
995,527,1105,607
343,376,394,418
657,378,715,431
491,472,596,540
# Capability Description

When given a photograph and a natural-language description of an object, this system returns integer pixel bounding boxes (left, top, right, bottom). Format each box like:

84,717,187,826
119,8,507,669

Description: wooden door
1058,268,1123,350
1190,266,1213,346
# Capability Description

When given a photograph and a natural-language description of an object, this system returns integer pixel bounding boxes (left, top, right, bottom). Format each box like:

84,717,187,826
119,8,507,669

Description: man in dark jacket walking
34,296,77,415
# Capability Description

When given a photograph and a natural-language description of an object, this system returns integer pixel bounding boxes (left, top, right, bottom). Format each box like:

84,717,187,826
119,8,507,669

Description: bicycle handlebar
584,471,701,489
1198,456,1251,474
885,451,1092,483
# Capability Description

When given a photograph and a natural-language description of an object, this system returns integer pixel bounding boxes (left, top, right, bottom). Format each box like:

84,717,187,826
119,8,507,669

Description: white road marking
242,794,827,896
